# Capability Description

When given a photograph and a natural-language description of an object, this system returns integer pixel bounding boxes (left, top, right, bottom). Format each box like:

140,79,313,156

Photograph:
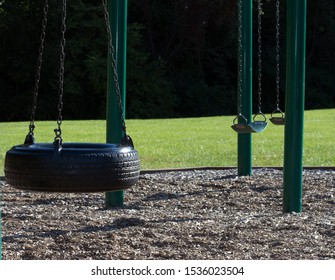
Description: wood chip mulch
1,168,334,260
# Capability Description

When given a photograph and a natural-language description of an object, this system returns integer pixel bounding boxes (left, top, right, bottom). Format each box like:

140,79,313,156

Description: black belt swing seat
4,0,140,193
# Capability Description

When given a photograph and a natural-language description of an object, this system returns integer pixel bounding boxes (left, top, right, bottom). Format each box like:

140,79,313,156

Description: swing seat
248,112,268,133
231,113,268,133
248,121,268,132
231,123,255,133
270,117,285,125
231,121,268,133
270,109,285,125
231,114,253,133
4,142,140,193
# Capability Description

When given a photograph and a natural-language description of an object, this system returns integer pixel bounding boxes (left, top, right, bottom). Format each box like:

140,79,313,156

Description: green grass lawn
0,109,334,175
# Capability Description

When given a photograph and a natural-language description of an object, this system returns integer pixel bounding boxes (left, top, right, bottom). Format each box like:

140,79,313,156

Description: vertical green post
238,0,253,176
105,0,128,208
283,0,307,213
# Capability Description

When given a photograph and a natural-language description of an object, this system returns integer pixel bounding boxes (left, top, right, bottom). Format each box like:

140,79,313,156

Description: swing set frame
108,0,306,212
237,0,307,213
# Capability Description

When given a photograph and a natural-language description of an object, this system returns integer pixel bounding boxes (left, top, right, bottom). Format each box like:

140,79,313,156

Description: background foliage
0,0,334,121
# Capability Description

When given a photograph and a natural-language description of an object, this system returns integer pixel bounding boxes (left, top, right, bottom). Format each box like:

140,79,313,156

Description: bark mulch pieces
1,168,334,260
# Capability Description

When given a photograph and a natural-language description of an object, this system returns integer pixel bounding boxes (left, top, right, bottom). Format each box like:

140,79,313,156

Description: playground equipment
104,0,130,207
269,0,285,125
4,0,140,195
236,0,307,213
232,0,267,134
283,0,307,213
3,0,306,213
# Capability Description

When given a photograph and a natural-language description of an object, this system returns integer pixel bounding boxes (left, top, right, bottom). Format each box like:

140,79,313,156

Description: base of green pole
238,134,252,176
105,191,124,208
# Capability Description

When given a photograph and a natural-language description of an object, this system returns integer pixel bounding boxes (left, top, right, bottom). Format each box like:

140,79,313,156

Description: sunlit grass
0,109,334,175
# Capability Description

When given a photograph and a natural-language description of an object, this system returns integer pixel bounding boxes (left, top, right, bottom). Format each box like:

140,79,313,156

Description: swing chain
54,0,67,147
237,0,243,116
275,0,281,111
102,0,128,138
25,0,49,144
257,0,263,114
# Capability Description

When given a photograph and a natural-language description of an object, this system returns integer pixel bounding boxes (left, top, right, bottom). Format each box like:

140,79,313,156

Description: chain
237,0,243,116
275,0,281,110
257,0,263,114
102,0,127,137
54,0,67,146
25,0,49,143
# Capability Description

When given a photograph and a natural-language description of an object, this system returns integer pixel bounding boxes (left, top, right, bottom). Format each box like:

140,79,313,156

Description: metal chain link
54,0,67,146
102,0,127,137
237,0,243,116
257,0,263,114
25,0,49,143
275,0,281,110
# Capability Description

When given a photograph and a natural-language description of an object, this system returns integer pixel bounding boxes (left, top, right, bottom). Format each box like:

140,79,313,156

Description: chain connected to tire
25,0,49,145
102,0,128,141
54,0,67,149
6,0,140,193
25,0,131,148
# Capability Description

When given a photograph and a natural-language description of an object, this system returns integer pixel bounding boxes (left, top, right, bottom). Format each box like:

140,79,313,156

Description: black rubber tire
4,142,140,192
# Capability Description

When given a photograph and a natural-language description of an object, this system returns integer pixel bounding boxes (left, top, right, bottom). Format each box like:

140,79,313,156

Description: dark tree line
0,0,334,121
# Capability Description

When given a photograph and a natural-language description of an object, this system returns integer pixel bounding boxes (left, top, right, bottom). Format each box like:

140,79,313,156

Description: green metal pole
105,0,128,208
238,0,253,176
283,0,307,213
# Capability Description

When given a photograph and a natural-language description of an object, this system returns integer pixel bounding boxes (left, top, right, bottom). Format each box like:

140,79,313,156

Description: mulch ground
1,168,334,260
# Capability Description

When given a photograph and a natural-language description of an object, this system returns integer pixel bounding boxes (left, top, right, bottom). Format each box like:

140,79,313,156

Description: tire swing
4,0,140,193
232,0,268,133
269,0,285,125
